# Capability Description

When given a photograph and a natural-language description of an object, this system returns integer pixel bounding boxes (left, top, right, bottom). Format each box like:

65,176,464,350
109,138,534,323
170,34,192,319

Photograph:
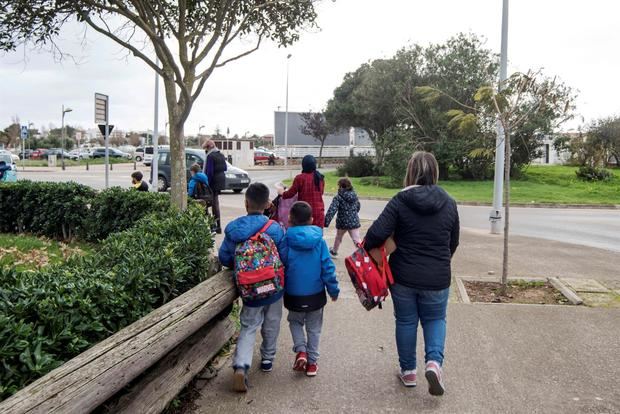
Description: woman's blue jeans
390,283,449,371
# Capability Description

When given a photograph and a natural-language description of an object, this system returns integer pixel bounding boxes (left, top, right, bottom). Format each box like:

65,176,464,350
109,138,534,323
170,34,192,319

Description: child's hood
224,215,270,243
339,189,358,204
191,172,209,185
286,225,323,250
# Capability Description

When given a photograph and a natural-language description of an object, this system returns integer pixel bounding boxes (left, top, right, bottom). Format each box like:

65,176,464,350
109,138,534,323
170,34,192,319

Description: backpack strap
250,219,275,240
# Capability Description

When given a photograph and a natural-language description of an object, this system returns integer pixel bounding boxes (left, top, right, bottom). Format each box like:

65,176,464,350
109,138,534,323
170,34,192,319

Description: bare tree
299,111,334,167
0,1,319,209
418,70,575,293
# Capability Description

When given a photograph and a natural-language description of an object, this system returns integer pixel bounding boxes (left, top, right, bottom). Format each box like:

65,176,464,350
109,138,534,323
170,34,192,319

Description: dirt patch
464,280,570,305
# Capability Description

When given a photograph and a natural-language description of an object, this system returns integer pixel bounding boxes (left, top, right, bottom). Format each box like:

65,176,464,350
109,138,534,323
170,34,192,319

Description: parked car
254,150,278,165
19,149,33,159
143,145,169,166
134,147,145,162
0,150,20,164
42,148,73,159
30,148,48,160
152,149,251,193
0,153,17,182
68,149,92,160
91,148,132,159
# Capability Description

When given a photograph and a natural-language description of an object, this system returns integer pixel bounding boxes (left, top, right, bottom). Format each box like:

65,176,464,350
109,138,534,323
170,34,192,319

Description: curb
324,193,620,210
548,277,584,305
455,277,471,304
455,276,583,306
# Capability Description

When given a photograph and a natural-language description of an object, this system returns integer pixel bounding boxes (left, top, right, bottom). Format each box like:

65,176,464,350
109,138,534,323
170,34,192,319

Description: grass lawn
0,234,91,271
20,158,134,167
286,166,620,205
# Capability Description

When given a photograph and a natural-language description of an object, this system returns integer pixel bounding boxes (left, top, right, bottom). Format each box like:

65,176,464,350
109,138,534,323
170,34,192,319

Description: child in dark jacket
324,178,362,256
283,201,339,377
219,183,287,392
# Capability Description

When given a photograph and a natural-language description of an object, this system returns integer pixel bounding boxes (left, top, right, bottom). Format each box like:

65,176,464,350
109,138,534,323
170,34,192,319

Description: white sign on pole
20,125,28,140
95,92,111,188
95,93,109,124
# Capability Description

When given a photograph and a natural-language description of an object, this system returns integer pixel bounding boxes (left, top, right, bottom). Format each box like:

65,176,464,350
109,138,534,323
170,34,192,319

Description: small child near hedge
131,171,149,192
218,182,287,393
283,201,339,377
324,177,362,256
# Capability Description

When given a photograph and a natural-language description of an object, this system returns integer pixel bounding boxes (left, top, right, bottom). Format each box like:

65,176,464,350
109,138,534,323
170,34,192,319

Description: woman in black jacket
364,151,459,396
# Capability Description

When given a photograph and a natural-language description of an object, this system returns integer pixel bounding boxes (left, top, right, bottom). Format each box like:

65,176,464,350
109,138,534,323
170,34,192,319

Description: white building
213,138,254,169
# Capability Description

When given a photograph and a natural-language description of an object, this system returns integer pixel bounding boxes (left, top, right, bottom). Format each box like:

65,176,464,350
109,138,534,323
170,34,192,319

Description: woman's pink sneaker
398,369,417,387
425,361,445,396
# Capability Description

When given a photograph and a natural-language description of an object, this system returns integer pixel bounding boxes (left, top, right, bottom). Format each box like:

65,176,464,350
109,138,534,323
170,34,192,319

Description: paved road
17,165,620,252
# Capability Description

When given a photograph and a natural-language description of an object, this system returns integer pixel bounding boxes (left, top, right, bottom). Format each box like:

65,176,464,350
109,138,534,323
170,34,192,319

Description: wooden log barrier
0,270,237,414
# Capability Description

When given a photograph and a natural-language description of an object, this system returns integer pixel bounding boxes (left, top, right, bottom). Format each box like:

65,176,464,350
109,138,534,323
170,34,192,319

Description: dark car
43,148,72,159
152,148,251,193
91,147,132,159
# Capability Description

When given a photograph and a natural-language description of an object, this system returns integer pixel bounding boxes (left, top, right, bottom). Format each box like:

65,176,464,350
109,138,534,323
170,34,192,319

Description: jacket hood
397,185,451,215
286,225,323,250
224,215,269,243
338,189,358,204
191,172,208,185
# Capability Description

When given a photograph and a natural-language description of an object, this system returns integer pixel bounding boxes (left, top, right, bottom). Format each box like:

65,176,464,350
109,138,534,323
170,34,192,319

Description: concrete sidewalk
197,209,620,413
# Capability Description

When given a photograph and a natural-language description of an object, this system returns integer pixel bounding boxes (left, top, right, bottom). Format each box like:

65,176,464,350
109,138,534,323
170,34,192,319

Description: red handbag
345,241,394,310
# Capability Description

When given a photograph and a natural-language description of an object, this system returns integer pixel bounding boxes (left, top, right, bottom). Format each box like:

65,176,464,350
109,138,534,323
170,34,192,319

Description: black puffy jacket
364,185,459,290
324,189,361,230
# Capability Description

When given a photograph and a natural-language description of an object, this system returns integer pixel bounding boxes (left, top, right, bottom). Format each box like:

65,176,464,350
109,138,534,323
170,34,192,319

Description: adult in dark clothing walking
203,139,227,233
278,155,325,228
364,151,459,396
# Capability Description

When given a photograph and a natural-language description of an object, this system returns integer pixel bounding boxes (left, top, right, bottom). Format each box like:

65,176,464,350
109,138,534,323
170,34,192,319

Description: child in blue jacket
219,183,287,392
283,201,339,377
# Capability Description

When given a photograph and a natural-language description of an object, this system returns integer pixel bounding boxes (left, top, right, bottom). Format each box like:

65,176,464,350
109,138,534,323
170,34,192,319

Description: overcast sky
1,0,618,136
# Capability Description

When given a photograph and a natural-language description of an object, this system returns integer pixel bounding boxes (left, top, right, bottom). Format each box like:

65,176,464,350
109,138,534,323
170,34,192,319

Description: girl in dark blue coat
324,178,362,256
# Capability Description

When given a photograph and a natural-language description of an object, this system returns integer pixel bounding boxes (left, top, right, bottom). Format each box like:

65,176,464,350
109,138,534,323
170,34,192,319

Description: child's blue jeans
390,283,449,371
233,297,283,370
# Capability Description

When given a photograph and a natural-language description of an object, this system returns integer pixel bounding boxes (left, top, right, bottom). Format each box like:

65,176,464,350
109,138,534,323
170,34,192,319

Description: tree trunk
318,139,324,168
168,118,187,211
500,127,511,295
163,78,188,211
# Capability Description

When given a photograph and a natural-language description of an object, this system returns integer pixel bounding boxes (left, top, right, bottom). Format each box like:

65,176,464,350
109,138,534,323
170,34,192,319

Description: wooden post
0,271,236,414
112,317,236,414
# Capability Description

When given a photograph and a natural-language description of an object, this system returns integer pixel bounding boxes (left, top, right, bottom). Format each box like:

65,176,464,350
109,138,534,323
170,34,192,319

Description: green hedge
0,181,171,241
0,204,214,400
0,182,95,239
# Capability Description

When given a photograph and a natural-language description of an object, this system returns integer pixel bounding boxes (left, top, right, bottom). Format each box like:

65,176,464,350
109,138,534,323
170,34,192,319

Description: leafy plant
337,156,376,177
575,166,613,182
0,204,215,400
82,187,170,241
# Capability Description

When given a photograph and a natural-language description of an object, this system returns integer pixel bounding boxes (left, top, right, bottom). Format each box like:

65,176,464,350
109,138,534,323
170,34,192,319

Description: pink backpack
277,194,297,229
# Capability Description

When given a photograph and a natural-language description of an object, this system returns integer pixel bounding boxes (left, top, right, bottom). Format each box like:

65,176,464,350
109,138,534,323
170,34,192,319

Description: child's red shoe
293,351,307,371
306,363,318,377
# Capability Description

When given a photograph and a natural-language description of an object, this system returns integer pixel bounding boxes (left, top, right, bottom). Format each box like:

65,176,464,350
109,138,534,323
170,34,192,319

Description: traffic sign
95,93,109,124
20,125,28,140
98,124,115,136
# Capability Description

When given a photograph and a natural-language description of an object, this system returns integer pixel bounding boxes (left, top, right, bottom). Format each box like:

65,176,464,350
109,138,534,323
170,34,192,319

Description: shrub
0,182,172,242
82,187,171,241
575,166,613,182
337,156,376,177
0,204,214,400
0,181,95,239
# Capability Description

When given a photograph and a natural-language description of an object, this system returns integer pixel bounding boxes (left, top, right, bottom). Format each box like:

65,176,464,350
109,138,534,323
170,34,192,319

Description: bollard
86,161,89,171
133,160,137,170
111,162,113,171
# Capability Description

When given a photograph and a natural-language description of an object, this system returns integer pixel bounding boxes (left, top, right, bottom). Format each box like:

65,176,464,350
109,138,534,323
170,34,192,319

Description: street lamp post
284,53,292,167
61,105,73,171
490,0,509,234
